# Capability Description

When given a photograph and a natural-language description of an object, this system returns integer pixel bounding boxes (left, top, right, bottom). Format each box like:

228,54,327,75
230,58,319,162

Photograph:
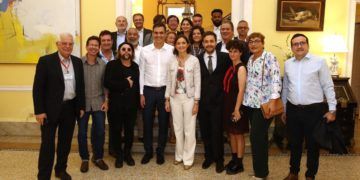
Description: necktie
208,56,213,74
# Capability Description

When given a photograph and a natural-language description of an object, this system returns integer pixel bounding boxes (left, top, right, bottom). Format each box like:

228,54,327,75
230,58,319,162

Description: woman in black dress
223,40,248,175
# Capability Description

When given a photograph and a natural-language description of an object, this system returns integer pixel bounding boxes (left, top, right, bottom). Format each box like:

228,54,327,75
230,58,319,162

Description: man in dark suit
197,31,231,173
133,13,152,47
111,16,128,52
33,33,85,180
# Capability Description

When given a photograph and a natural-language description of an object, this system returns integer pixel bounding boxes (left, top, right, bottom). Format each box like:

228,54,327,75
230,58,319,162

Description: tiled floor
0,150,359,180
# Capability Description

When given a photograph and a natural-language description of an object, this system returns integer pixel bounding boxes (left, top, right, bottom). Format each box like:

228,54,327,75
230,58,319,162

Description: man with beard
126,27,144,143
139,23,174,165
104,42,140,168
211,9,223,43
197,31,231,173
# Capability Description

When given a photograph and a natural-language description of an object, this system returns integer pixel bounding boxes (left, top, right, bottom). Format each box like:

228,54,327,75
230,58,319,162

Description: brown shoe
184,164,193,170
80,161,89,173
93,159,109,170
283,173,298,180
173,160,182,165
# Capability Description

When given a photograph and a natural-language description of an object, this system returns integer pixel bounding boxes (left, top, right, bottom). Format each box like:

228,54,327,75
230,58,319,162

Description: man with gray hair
112,16,128,52
33,33,85,180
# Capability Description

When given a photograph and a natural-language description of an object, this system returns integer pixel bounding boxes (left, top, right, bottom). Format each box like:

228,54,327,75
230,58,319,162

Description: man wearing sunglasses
104,42,140,168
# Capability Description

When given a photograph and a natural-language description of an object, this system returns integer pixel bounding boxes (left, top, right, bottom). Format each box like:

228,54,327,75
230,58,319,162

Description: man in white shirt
111,16,128,52
211,9,223,43
139,23,174,165
282,33,336,180
133,13,153,47
126,28,142,65
216,21,235,53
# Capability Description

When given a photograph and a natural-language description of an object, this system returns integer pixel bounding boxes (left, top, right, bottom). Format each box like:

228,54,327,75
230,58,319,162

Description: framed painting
276,0,326,31
0,0,81,63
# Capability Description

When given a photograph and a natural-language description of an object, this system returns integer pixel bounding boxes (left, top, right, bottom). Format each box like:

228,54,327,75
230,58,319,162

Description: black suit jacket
33,52,85,122
143,28,153,46
197,51,231,107
111,31,127,53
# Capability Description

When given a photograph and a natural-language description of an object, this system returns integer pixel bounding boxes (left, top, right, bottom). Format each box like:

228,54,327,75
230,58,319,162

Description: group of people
33,8,337,180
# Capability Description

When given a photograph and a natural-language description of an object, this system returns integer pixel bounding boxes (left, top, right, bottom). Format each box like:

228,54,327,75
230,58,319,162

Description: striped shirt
81,56,106,111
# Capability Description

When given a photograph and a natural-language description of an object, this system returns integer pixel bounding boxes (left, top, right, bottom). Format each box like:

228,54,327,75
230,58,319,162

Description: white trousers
170,94,197,165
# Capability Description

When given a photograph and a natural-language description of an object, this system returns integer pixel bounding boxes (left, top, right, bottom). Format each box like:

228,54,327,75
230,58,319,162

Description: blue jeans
77,110,105,160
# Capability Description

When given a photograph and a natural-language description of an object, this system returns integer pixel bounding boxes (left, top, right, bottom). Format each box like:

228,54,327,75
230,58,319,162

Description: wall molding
0,86,32,91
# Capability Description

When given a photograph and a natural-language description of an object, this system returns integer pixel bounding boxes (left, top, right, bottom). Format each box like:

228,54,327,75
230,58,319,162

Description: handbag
259,54,284,119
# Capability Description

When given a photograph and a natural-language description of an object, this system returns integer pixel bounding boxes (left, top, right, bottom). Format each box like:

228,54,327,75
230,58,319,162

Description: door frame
347,0,360,81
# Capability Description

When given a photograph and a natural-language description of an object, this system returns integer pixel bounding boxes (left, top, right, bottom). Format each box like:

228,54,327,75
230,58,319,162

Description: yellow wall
143,0,231,31
253,0,349,74
0,0,352,122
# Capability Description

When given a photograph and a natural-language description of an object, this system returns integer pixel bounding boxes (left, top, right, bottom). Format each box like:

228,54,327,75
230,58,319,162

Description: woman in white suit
165,35,201,170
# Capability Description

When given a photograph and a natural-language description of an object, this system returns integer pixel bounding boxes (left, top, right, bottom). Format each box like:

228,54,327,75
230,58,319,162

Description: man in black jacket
33,33,85,180
197,31,231,173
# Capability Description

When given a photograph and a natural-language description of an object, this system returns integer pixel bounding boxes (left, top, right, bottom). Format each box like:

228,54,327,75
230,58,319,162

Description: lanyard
60,59,70,73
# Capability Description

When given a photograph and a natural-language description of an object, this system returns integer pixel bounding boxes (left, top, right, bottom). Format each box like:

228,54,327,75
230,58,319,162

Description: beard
128,40,139,47
121,54,133,61
212,20,222,27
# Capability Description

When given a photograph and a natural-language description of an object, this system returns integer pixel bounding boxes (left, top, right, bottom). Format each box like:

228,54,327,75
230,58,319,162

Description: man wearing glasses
282,33,336,180
33,33,85,180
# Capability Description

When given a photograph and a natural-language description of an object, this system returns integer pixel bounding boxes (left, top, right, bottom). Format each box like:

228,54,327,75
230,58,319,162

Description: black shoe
224,159,235,170
124,154,135,166
55,171,72,180
138,137,144,142
93,159,109,170
202,159,213,169
115,158,123,168
109,150,117,158
226,160,244,175
80,161,89,173
156,155,165,165
215,162,224,173
141,154,153,164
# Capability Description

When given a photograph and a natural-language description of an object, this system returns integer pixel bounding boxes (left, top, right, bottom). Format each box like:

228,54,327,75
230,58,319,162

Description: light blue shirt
282,53,337,111
99,50,115,64
116,31,126,50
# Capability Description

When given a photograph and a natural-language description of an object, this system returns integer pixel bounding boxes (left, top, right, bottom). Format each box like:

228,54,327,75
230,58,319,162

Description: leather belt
144,86,166,91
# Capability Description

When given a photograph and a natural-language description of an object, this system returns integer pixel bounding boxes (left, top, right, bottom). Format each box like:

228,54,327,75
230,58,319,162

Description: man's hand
165,100,171,112
101,101,108,112
140,95,145,108
35,113,47,125
80,110,85,118
324,111,336,123
281,113,287,124
127,76,133,88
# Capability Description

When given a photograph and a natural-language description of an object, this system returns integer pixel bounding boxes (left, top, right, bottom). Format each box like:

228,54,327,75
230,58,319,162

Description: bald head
115,16,128,33
56,33,74,58
126,28,139,47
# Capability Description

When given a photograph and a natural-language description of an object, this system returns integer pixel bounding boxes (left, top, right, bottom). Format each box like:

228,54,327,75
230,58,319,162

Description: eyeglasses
120,47,132,52
248,39,262,45
292,41,307,47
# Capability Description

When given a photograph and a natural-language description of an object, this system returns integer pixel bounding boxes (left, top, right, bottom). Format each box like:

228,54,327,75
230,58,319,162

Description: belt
288,102,322,109
62,98,75,105
144,85,166,91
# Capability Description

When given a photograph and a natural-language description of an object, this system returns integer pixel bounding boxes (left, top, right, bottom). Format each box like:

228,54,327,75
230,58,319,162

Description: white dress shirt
138,28,144,47
58,53,76,101
134,45,142,65
204,51,217,70
282,53,337,111
139,43,174,94
220,41,228,53
213,26,222,43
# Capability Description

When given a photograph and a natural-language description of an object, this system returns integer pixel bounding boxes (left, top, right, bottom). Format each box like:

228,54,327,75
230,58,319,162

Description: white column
231,0,253,36
116,0,132,24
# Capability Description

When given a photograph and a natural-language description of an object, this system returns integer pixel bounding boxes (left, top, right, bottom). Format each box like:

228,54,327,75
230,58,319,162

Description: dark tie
208,56,213,74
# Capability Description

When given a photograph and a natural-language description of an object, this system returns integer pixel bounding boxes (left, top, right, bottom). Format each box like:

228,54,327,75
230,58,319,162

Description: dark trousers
198,104,224,163
287,102,324,178
107,111,114,153
108,105,137,159
143,86,169,155
37,100,76,180
77,110,105,160
247,107,271,178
